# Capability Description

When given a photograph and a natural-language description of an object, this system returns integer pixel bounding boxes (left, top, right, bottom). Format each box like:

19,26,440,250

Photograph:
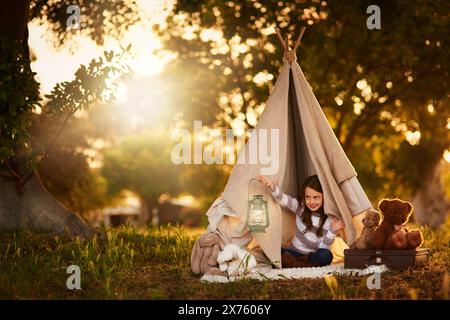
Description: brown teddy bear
351,209,381,249
371,198,423,250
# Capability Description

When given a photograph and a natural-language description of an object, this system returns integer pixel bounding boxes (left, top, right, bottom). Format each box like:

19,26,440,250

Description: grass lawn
0,218,449,300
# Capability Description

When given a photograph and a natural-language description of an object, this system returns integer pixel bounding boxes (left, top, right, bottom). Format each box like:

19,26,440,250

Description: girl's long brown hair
300,175,327,237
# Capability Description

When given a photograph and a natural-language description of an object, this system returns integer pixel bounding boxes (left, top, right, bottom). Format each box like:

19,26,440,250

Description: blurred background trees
151,0,449,225
0,0,138,235
2,0,447,231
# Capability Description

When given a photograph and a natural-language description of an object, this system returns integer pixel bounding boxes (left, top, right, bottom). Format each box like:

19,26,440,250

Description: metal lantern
246,178,270,233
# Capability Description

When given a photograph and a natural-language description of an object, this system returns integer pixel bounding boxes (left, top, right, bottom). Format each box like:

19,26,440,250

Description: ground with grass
1,218,449,300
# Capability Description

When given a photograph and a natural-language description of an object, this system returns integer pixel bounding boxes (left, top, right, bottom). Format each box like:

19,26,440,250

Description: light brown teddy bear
371,198,423,250
351,209,381,249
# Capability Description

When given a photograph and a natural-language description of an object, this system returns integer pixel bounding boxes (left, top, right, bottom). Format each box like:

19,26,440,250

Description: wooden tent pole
292,26,306,53
274,27,286,50
274,25,306,64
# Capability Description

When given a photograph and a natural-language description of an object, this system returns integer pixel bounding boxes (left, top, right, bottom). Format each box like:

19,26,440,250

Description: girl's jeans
281,246,333,266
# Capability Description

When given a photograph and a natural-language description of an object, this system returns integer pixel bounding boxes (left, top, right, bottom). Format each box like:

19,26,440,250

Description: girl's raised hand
331,218,345,233
257,175,274,190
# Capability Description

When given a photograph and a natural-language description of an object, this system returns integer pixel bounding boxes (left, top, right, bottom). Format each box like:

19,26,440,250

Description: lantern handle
248,178,268,201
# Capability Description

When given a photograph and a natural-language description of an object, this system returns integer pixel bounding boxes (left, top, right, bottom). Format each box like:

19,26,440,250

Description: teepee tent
205,27,372,268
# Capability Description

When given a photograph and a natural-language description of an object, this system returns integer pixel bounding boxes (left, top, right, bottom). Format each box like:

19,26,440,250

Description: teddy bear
371,198,423,250
190,233,226,276
350,209,381,249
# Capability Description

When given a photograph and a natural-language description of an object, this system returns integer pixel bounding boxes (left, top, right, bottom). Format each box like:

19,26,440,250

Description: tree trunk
412,160,450,228
0,1,93,237
0,0,30,40
0,170,93,237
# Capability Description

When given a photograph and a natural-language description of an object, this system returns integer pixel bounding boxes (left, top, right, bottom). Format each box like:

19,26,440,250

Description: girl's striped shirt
270,185,337,254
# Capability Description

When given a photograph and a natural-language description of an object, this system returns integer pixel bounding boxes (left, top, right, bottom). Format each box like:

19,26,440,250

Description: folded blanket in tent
191,233,226,276
217,244,258,277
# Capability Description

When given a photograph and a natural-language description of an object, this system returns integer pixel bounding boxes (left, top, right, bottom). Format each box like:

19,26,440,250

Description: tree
181,163,230,213
0,0,138,236
31,107,111,217
411,160,450,227
154,0,449,217
101,130,182,222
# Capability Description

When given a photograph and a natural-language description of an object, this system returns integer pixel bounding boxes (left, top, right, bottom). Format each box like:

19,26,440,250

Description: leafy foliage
2,47,132,186
0,35,41,165
43,48,131,119
0,0,139,207
1,0,137,197
181,163,230,212
30,49,133,213
155,0,449,199
30,0,141,46
101,130,183,209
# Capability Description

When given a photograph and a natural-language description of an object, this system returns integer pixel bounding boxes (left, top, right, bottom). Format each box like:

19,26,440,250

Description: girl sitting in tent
258,175,345,268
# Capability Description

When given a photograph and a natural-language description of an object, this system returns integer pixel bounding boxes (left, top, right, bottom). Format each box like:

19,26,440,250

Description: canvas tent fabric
205,58,372,268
